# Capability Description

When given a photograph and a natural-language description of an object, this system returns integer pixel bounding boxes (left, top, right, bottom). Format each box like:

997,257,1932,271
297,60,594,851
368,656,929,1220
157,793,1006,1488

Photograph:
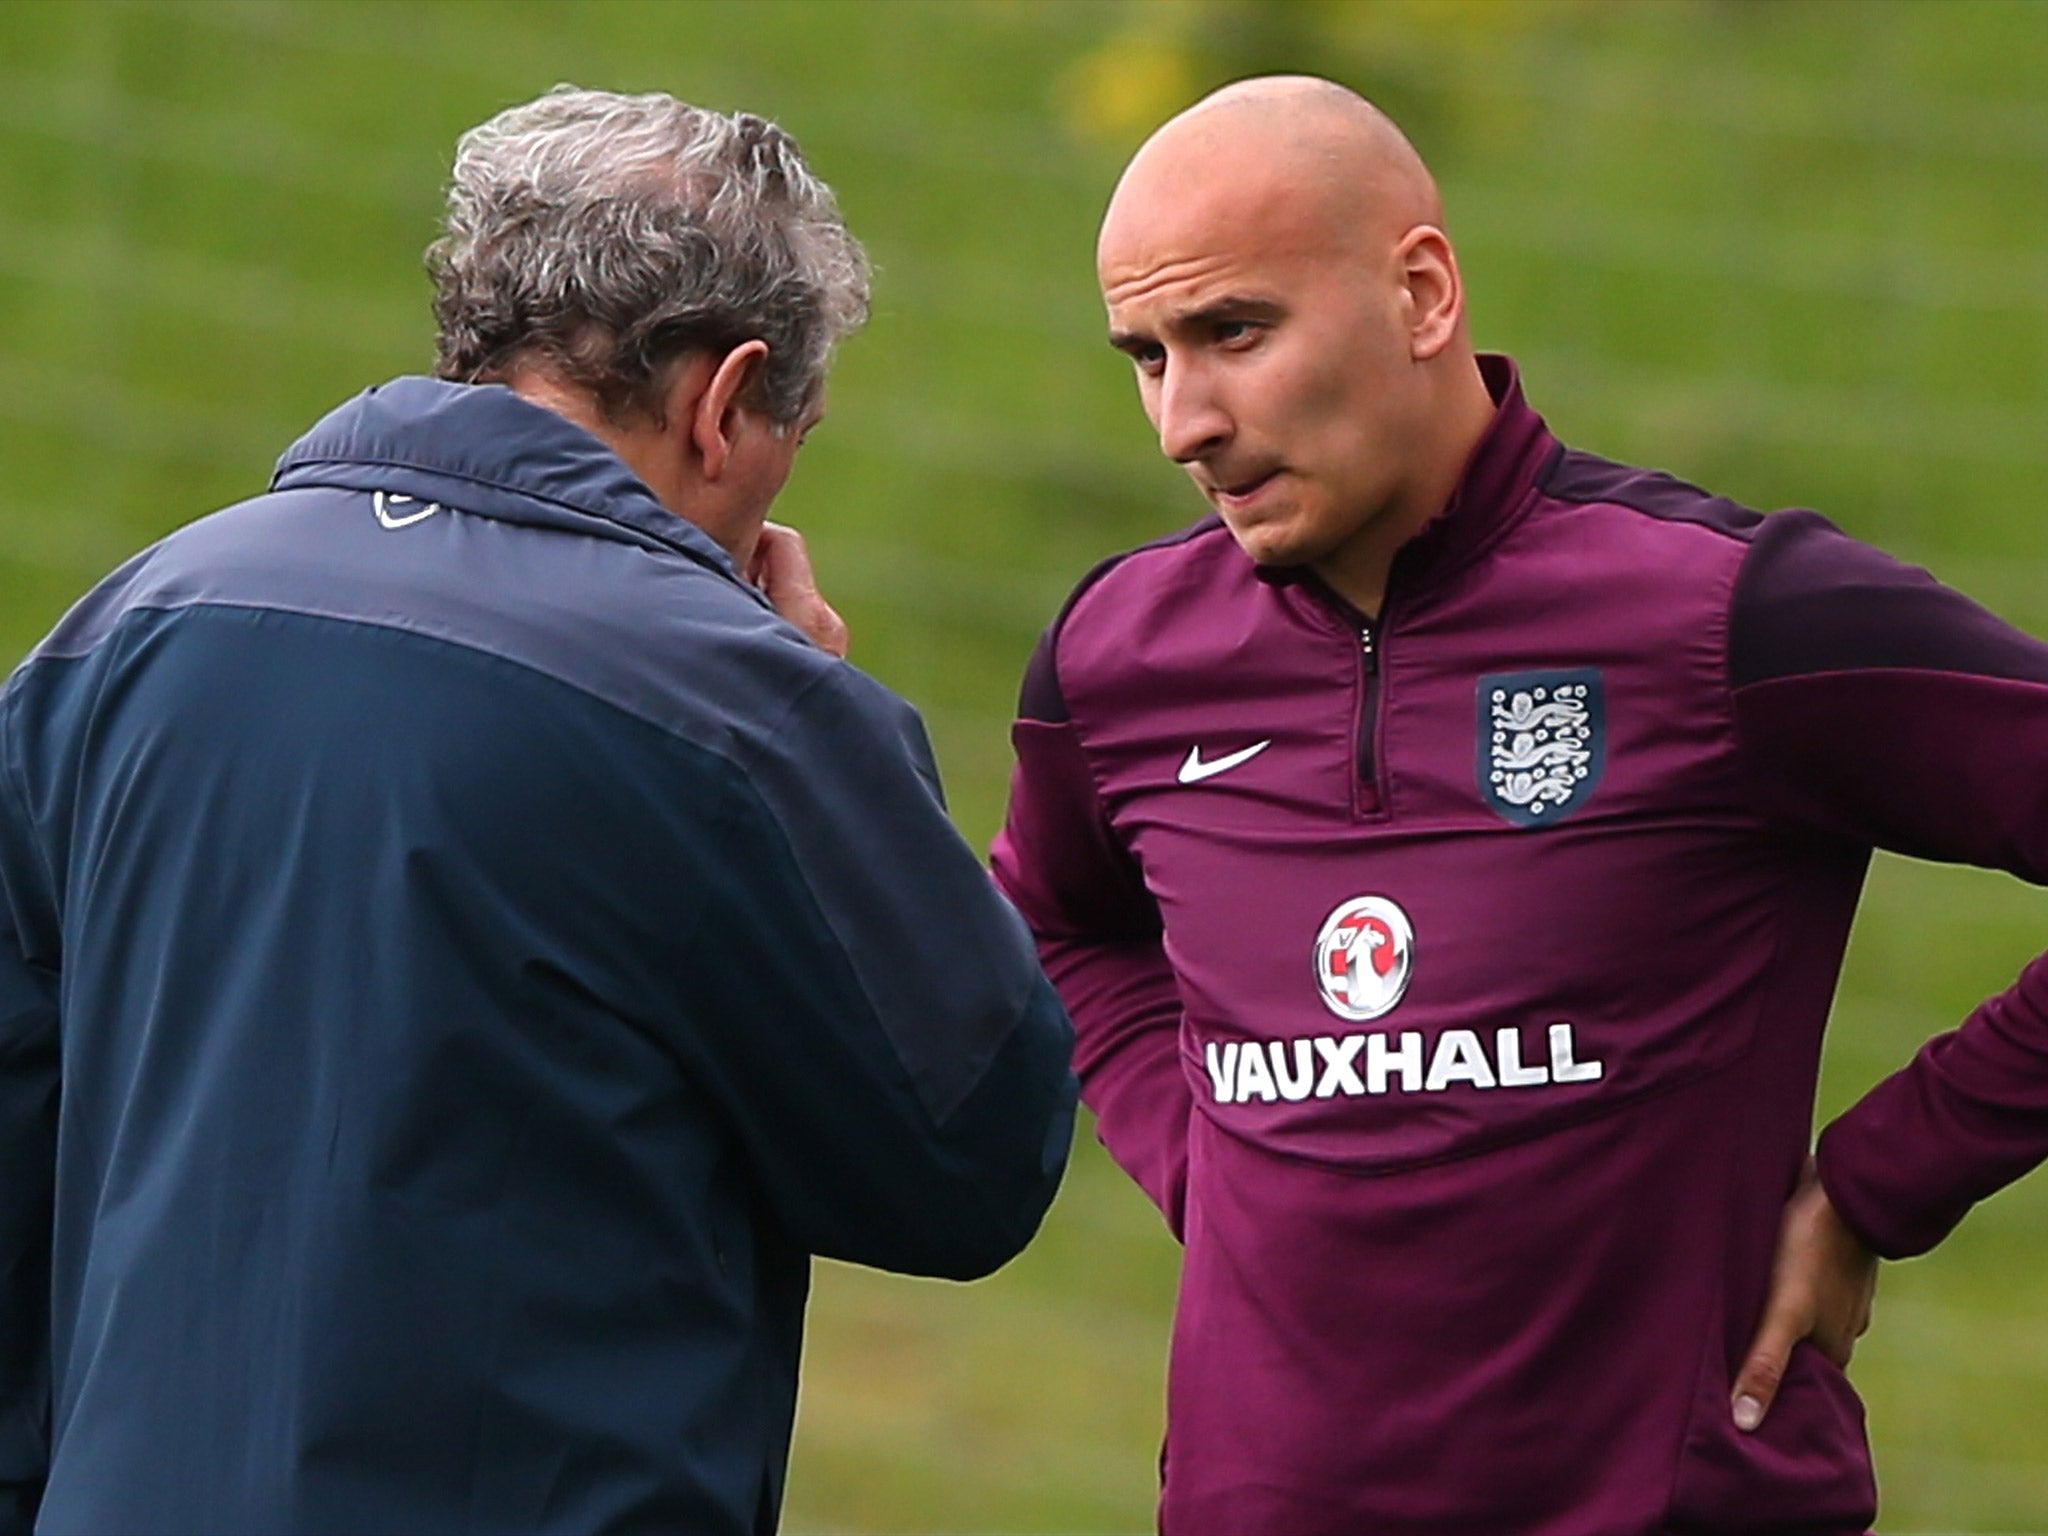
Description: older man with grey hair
0,86,1074,1535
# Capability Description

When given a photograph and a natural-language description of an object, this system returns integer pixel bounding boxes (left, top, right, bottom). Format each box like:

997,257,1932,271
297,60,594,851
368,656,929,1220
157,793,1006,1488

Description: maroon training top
993,355,2048,1536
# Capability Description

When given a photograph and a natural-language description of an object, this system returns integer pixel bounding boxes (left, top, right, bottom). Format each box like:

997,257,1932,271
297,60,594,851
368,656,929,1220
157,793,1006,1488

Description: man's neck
507,373,672,497
1313,355,1499,617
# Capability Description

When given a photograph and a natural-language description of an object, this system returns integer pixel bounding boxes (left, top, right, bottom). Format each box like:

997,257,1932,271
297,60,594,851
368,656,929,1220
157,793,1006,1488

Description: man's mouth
1211,470,1280,508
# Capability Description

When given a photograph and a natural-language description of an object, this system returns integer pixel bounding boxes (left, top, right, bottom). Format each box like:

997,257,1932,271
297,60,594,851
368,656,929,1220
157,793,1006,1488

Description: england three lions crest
1478,669,1605,827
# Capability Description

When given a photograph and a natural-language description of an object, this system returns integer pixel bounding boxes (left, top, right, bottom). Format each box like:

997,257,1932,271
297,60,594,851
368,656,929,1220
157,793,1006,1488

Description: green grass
3,1,2047,1529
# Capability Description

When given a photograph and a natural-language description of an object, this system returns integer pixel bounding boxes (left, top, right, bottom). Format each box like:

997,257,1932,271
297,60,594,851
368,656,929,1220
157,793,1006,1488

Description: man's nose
1154,367,1231,464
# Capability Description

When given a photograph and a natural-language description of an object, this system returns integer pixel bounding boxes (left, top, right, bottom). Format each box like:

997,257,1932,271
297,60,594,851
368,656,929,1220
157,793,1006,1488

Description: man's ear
1396,225,1463,362
683,339,771,482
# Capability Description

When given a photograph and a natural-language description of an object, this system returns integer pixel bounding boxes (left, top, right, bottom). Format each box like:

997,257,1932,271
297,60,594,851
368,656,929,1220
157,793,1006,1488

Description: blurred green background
4,0,2046,1529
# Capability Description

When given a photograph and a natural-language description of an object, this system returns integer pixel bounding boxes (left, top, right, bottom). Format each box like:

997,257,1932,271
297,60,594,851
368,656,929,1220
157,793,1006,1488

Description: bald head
1100,76,1443,280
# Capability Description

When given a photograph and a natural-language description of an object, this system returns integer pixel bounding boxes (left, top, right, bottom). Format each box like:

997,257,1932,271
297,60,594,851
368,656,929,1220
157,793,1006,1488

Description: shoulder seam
21,596,832,762
1051,514,1225,646
1538,448,1765,546
1023,515,1222,724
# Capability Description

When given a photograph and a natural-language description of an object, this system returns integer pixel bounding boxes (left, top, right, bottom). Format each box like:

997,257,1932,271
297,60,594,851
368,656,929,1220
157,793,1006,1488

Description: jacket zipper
1357,618,1382,815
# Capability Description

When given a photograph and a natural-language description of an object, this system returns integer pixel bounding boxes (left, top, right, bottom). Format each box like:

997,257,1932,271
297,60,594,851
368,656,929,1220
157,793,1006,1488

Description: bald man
993,77,2048,1534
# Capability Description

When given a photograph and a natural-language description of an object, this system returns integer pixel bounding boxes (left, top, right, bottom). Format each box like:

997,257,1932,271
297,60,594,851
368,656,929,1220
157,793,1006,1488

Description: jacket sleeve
990,633,1191,1239
1729,510,2048,1258
669,660,1076,1282
0,702,55,1536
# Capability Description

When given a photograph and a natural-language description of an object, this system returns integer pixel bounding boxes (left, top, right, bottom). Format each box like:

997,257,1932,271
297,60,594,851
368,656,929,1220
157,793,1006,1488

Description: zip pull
1355,620,1382,804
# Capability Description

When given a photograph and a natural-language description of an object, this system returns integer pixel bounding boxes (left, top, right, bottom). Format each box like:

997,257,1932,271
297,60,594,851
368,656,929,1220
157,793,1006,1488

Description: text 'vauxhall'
1204,1023,1605,1104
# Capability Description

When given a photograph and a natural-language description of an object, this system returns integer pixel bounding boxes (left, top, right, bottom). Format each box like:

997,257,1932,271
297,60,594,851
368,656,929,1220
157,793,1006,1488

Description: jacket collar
1384,352,1559,599
270,375,753,589
1253,354,1559,615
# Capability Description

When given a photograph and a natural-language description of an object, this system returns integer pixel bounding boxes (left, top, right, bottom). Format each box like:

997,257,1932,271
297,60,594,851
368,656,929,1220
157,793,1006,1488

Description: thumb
1730,1297,1803,1433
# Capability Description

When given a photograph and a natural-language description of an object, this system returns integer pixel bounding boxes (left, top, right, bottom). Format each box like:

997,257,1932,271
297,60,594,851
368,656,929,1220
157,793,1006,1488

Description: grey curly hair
428,85,870,426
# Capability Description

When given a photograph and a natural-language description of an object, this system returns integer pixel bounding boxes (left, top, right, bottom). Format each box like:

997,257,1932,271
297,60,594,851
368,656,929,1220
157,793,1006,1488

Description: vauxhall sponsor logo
1205,893,1607,1105
1204,1021,1604,1104
1313,896,1412,1021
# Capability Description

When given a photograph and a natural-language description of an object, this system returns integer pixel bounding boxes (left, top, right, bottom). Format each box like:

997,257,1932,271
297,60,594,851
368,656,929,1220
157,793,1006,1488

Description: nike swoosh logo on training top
1178,740,1273,784
374,491,442,530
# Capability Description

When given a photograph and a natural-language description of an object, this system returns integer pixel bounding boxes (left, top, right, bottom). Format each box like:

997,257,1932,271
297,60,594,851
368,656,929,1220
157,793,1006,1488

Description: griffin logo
1313,895,1413,1021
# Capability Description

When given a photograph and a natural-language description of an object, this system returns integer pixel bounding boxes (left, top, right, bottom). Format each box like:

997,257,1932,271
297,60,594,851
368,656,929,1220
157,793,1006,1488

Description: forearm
1041,932,1190,1237
683,666,1078,1280
1818,947,2048,1258
995,631,1187,1226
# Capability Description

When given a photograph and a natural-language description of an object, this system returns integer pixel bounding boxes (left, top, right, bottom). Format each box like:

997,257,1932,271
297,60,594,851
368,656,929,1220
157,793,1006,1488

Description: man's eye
1215,320,1258,345
1133,347,1166,376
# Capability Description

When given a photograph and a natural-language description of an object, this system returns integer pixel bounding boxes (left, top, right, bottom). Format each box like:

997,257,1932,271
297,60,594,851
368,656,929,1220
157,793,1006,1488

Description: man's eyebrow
1107,297,1285,352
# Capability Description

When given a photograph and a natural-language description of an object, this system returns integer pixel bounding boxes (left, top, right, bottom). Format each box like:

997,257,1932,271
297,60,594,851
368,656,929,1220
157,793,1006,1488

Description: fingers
1799,1178,1878,1369
747,520,804,594
1729,1161,1881,1434
1808,1259,1876,1367
1730,1297,1802,1432
1807,1294,1860,1369
750,522,850,658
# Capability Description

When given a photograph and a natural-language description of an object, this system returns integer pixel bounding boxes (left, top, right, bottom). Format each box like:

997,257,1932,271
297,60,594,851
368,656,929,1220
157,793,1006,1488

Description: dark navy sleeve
0,698,55,1536
1730,510,2048,1257
672,662,1077,1280
991,631,1191,1239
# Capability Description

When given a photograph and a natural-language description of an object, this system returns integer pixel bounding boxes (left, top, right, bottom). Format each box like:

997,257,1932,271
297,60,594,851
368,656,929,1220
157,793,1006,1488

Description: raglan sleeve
990,630,1192,1239
669,660,1078,1282
0,693,56,1536
1729,509,2048,1258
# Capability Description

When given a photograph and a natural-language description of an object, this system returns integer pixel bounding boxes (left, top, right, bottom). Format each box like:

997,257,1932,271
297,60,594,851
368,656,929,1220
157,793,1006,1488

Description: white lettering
1270,1038,1315,1102
1235,1040,1279,1102
1365,1031,1423,1094
1549,1022,1604,1083
1425,1028,1497,1091
1215,1025,1605,1105
1313,1034,1366,1097
1204,1040,1239,1103
1496,1026,1550,1087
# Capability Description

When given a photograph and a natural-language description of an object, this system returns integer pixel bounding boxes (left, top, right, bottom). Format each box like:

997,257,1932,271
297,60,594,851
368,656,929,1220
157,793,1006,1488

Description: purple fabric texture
992,355,2048,1534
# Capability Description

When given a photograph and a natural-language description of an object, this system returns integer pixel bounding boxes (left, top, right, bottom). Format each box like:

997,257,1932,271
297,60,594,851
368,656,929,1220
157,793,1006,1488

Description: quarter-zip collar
270,375,763,601
1385,353,1559,599
1257,353,1560,618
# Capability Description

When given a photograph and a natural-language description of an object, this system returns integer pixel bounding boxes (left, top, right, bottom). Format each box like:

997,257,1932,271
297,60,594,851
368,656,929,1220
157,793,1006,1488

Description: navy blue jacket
0,378,1076,1534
